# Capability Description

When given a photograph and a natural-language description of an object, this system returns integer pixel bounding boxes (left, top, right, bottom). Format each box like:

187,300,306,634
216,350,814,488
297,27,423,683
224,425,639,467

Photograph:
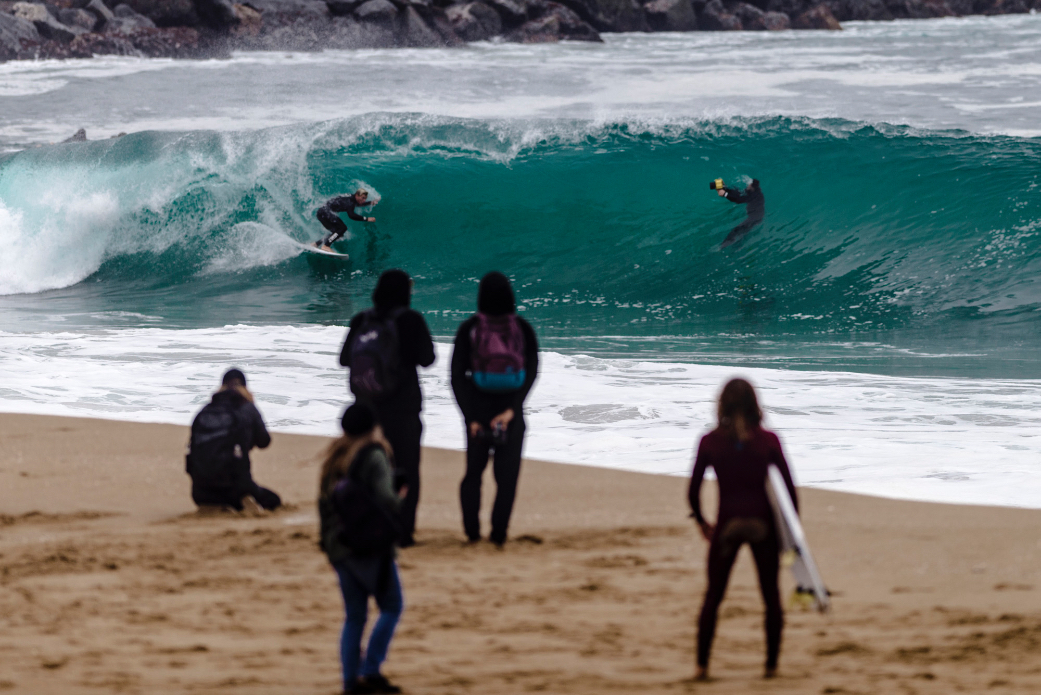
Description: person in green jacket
319,403,405,695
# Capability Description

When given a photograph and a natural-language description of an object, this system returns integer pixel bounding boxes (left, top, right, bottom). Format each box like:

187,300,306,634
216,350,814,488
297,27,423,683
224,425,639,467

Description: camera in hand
479,422,509,446
710,178,725,191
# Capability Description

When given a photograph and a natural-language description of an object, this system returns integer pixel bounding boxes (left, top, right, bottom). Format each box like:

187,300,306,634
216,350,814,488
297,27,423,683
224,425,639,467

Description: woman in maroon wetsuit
688,378,798,680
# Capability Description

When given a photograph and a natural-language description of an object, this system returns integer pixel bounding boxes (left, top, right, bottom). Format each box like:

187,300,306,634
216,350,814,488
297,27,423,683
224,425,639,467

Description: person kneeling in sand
319,403,406,695
689,378,798,680
186,369,282,512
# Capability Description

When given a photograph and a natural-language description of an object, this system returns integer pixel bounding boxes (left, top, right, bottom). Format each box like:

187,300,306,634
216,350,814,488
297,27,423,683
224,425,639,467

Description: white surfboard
295,241,349,259
765,464,830,613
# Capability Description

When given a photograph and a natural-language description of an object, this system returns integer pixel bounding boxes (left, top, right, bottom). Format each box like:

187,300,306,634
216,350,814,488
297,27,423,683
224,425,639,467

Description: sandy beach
1,412,1040,694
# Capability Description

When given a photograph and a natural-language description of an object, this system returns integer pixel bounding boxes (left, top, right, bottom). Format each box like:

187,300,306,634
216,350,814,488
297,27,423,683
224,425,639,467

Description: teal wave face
1,115,1039,372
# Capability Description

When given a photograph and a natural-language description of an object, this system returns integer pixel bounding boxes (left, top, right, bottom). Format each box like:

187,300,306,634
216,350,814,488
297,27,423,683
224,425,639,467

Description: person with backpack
340,269,435,548
688,378,798,680
319,403,406,695
186,369,281,512
450,272,539,547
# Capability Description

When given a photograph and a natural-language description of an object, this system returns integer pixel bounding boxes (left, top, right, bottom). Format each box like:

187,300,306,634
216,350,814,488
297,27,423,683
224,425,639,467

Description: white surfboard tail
766,464,830,613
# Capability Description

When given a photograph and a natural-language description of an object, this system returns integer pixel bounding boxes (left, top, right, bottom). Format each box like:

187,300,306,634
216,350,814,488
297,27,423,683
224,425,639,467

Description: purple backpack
470,313,526,393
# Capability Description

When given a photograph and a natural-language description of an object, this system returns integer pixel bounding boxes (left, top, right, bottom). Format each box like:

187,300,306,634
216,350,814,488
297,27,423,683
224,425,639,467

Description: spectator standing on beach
688,378,797,680
186,368,281,512
319,403,406,695
340,269,435,548
451,272,539,546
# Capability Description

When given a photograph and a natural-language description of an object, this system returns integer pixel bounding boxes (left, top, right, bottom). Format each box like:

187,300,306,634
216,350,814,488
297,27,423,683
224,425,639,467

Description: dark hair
341,402,376,436
477,271,516,316
372,269,412,311
750,178,760,189
716,378,762,440
222,368,246,387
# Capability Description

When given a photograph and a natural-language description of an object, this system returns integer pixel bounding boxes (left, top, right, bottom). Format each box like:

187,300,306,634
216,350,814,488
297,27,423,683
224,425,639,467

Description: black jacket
451,315,539,425
723,185,765,223
189,389,271,489
340,308,435,416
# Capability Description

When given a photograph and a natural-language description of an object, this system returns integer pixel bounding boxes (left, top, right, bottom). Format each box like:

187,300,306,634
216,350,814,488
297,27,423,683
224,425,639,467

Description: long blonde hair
318,426,393,497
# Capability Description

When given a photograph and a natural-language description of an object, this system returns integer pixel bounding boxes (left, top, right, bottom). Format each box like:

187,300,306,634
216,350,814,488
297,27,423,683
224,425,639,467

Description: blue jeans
333,560,404,688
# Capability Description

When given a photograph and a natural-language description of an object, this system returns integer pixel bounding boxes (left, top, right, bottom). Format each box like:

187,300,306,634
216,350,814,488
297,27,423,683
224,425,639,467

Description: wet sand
1,412,1040,694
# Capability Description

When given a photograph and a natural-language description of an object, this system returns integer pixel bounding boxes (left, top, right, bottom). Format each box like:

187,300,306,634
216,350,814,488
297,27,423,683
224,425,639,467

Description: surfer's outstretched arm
721,186,748,204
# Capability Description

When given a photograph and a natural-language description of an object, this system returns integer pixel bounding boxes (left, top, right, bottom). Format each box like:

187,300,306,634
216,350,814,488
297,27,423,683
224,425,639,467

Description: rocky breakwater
2,0,1039,60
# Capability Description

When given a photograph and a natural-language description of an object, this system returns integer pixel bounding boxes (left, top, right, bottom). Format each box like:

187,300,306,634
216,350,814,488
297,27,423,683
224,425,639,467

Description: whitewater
2,15,1041,508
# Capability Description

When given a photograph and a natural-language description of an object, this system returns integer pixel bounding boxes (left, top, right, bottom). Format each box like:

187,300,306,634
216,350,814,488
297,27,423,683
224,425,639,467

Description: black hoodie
451,272,539,425
340,269,435,415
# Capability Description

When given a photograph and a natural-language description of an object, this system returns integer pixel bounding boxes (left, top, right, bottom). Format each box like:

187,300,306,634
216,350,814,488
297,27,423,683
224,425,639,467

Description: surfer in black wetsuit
717,179,764,248
314,190,377,251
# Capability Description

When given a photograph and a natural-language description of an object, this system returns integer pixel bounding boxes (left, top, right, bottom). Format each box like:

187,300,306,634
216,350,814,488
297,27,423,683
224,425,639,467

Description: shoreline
2,411,1040,693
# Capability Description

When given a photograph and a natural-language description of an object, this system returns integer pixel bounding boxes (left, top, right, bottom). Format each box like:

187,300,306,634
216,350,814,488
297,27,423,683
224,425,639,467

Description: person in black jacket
340,269,435,547
187,369,281,512
314,190,377,251
718,178,764,248
451,272,539,547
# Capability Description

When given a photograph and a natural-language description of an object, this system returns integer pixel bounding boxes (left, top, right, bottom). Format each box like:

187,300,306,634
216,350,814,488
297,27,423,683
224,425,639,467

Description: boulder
945,0,972,11
643,0,697,31
59,6,99,30
445,1,500,40
354,0,397,21
792,2,840,26
398,4,443,43
325,12,396,45
698,0,741,28
764,0,808,13
507,0,600,41
124,25,201,55
326,0,363,15
230,1,261,32
732,1,768,27
13,2,81,41
195,0,240,28
763,8,789,26
106,3,157,31
120,0,199,26
554,0,646,31
422,5,462,44
823,0,887,19
483,0,526,25
976,0,1029,12
78,0,116,29
0,11,40,57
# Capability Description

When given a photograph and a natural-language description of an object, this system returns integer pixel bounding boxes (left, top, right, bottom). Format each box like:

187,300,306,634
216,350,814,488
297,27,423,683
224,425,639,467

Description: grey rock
325,12,396,45
507,0,600,41
63,128,88,142
732,1,767,28
483,0,525,24
698,0,741,29
643,0,697,31
822,0,887,19
554,0,646,31
59,6,99,30
108,3,157,29
326,0,363,15
399,4,442,44
13,2,81,41
0,11,40,56
764,0,809,14
119,0,199,26
246,0,330,31
445,1,499,40
354,0,397,20
885,0,953,16
763,9,789,27
423,5,462,44
793,2,841,26
81,0,116,28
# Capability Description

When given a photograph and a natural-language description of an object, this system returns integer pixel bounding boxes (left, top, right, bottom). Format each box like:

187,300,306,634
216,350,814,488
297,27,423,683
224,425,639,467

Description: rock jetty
1,0,1038,59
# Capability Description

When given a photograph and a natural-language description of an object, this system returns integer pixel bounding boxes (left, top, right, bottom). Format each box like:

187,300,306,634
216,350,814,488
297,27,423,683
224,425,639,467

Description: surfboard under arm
766,464,830,613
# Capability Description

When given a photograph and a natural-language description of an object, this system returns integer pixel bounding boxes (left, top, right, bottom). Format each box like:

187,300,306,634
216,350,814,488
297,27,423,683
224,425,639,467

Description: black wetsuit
720,184,764,247
316,195,370,247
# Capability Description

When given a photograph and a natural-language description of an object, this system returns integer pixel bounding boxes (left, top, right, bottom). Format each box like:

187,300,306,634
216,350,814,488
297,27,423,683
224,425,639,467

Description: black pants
377,411,422,545
697,517,783,669
317,208,347,246
460,417,525,544
721,215,763,248
192,480,282,511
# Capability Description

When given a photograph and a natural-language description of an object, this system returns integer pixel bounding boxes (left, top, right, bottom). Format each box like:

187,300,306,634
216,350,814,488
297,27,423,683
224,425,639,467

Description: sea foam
1,325,1039,509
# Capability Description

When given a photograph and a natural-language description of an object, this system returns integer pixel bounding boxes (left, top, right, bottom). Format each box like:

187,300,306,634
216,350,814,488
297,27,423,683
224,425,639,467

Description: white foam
1,325,1039,509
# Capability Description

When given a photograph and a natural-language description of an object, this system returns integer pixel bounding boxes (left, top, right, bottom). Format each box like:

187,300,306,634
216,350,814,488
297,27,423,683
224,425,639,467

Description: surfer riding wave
314,190,376,251
712,178,764,248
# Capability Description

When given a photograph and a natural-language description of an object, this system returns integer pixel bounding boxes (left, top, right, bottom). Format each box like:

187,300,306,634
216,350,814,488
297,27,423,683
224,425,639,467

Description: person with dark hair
451,272,539,547
340,269,435,548
717,178,764,248
314,189,377,251
186,369,281,512
319,403,406,695
688,377,797,681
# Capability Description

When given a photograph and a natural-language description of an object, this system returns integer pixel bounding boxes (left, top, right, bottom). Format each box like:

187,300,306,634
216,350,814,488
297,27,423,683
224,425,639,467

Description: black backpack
332,445,402,556
186,398,243,487
348,308,404,400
